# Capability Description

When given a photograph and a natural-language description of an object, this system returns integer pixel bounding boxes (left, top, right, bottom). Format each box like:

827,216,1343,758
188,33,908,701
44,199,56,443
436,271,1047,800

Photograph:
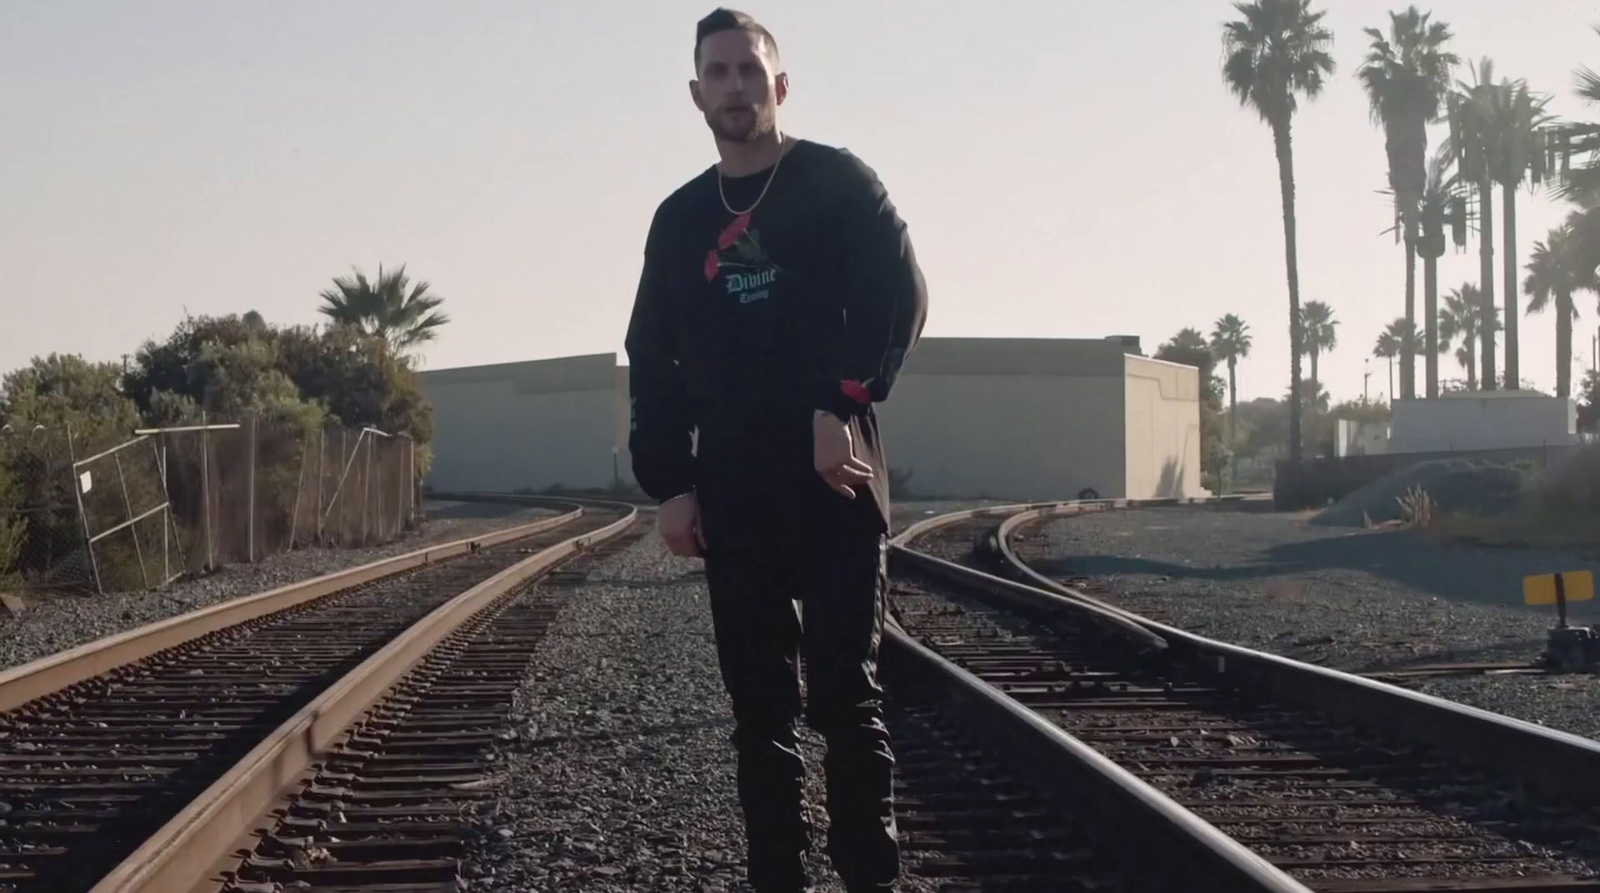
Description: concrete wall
420,336,1205,502
1336,419,1391,457
420,353,621,492
875,338,1128,501
1123,355,1205,499
1390,392,1578,453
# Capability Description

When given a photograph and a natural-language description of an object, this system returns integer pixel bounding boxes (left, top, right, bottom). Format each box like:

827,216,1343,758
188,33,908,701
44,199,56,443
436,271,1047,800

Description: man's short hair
694,8,779,71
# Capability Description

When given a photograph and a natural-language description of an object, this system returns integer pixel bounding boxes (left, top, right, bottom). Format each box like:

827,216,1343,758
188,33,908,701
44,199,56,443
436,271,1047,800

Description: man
624,9,927,892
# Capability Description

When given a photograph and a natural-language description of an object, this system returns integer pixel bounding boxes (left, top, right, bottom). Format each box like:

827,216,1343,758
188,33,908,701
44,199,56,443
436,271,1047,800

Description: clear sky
2,1,1595,406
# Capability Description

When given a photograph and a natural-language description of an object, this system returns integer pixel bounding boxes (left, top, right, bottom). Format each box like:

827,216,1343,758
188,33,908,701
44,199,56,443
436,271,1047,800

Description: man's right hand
658,491,707,558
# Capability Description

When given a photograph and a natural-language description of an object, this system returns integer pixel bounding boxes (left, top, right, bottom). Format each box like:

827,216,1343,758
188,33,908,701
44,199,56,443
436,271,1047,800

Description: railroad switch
1526,571,1600,673
1544,625,1600,674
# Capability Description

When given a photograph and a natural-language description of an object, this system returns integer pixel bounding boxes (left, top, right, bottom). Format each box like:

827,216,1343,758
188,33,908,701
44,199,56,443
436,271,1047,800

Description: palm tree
1411,151,1469,397
1488,82,1552,388
1210,314,1253,446
1374,317,1427,399
1373,325,1400,399
318,264,451,356
1297,300,1338,397
1448,61,1553,389
1447,60,1502,389
1222,0,1336,464
1439,283,1499,390
1357,7,1458,400
1525,227,1583,399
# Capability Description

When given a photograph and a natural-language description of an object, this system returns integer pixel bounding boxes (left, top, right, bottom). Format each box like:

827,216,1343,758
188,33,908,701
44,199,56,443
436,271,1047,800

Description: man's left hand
814,410,873,498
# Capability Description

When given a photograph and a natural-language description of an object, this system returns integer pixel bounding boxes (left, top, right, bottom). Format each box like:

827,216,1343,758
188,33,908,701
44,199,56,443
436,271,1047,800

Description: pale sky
3,2,1596,406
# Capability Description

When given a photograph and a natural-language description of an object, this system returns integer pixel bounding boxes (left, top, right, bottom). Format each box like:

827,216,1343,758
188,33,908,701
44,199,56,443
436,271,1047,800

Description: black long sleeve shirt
624,139,927,525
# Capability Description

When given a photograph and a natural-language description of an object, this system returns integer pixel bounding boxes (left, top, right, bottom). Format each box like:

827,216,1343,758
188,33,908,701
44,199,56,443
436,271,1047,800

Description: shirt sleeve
624,202,696,503
816,151,929,420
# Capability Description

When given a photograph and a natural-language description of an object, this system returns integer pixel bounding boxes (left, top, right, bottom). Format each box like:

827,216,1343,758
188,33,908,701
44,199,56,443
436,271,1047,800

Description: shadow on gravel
1038,528,1600,624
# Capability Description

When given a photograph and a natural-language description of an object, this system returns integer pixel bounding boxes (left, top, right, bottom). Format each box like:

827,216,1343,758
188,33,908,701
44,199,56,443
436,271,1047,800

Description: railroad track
0,496,636,893
887,503,1600,893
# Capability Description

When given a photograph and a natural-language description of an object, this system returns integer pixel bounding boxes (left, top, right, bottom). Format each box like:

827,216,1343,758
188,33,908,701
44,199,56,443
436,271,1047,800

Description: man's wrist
660,490,695,507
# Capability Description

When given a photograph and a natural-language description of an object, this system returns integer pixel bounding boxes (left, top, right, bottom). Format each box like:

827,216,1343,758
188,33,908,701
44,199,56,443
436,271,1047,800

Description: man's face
691,29,786,144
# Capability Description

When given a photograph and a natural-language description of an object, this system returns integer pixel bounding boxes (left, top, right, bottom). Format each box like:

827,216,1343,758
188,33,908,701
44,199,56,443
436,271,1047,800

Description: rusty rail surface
888,502,1600,892
0,499,584,713
85,500,638,893
0,497,630,893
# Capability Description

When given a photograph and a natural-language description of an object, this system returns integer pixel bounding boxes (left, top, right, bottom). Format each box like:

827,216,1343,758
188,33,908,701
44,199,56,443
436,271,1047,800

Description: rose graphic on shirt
705,213,782,282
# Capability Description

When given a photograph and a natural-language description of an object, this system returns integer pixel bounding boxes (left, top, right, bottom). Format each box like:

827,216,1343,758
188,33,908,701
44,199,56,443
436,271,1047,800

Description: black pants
700,482,899,893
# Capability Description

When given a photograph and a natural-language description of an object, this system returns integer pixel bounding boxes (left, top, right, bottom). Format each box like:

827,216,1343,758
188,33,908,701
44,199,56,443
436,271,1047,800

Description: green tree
1524,225,1587,399
1210,314,1253,447
318,264,450,358
1222,0,1336,464
1357,6,1458,400
1296,300,1338,397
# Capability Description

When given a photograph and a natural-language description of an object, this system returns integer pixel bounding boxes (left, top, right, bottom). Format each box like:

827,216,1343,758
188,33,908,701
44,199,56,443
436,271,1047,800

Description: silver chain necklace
717,139,788,216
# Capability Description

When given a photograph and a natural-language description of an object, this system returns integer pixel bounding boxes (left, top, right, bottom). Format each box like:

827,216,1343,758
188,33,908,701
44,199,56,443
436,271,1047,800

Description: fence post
201,411,213,572
363,433,373,544
395,435,404,537
315,427,326,545
247,412,257,563
65,426,104,595
287,427,309,552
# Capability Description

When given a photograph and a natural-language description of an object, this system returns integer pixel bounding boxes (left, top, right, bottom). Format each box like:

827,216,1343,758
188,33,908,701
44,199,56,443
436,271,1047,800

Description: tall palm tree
1447,60,1502,389
1524,226,1583,399
1488,81,1552,388
1297,300,1338,397
1210,314,1253,446
1357,7,1458,401
318,264,451,356
1222,0,1336,464
1411,151,1469,397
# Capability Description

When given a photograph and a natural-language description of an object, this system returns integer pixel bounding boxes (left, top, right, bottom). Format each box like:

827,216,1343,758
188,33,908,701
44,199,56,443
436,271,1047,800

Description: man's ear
689,79,705,112
775,72,789,106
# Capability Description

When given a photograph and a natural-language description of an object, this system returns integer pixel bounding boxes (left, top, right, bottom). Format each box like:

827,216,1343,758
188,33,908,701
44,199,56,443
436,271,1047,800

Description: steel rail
991,504,1600,804
87,500,639,893
0,499,585,713
882,624,1313,893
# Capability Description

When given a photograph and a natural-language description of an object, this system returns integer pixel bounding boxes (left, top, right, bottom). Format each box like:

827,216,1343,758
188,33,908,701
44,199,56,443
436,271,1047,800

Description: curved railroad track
0,497,636,893
888,500,1600,893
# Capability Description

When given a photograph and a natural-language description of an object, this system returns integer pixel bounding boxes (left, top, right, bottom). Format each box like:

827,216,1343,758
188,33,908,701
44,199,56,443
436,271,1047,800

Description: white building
1389,391,1578,453
419,337,1206,502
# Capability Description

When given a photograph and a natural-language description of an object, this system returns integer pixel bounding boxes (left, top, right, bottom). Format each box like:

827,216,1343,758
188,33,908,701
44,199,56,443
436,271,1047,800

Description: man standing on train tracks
624,8,928,892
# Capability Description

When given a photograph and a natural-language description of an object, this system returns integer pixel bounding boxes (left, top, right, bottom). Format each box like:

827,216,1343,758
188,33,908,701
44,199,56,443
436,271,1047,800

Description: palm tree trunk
1228,359,1238,447
1466,335,1478,391
1558,292,1573,399
1502,181,1519,389
1310,348,1320,401
1478,179,1497,390
1424,253,1439,398
1403,227,1417,399
1273,120,1304,463
1388,356,1395,400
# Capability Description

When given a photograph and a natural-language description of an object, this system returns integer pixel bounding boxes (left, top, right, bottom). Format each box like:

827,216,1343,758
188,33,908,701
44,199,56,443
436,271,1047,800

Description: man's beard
705,102,775,144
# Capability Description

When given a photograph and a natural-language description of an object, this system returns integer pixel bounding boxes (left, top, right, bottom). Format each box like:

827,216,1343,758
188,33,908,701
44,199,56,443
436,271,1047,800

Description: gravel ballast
1011,503,1600,740
466,500,1001,893
0,499,556,672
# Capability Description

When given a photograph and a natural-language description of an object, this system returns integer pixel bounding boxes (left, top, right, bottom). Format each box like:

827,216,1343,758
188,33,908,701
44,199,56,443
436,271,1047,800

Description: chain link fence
0,415,421,595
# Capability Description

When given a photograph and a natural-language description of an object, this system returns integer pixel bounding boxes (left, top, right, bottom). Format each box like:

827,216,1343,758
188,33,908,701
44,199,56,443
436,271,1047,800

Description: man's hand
658,491,707,557
814,410,874,498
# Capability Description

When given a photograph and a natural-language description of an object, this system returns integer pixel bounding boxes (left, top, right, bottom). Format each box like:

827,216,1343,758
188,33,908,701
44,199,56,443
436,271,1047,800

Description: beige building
420,337,1205,501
